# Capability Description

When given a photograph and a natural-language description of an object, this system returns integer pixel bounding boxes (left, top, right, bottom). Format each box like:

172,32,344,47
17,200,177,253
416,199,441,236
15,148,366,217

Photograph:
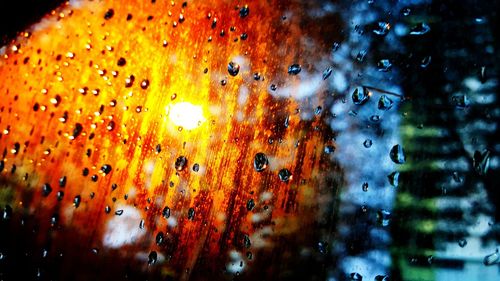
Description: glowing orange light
167,102,205,130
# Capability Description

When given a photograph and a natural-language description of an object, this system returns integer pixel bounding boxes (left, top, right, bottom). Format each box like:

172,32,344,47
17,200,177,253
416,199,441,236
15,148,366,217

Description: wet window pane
0,0,498,280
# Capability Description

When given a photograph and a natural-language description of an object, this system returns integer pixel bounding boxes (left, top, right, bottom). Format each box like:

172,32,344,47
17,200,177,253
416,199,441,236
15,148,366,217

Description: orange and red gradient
0,0,341,279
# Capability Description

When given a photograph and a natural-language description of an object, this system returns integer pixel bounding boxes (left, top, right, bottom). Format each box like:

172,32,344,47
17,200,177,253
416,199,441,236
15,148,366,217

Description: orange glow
167,102,205,130
0,0,336,279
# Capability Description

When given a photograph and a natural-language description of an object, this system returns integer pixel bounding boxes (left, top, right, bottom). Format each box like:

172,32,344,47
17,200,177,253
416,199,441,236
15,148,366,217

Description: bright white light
168,102,205,130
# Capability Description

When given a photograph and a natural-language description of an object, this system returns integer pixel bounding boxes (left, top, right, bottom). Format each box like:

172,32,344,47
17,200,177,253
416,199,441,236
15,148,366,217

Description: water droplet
352,86,371,105
228,62,240,76
50,213,59,227
375,275,390,281
362,182,369,192
377,209,392,227
239,5,249,18
317,241,328,254
324,145,335,154
377,59,392,72
148,251,158,265
332,42,340,52
73,195,81,208
458,238,467,248
175,156,188,171
278,169,292,182
373,21,391,36
101,164,112,175
156,232,164,245
270,84,277,91
117,57,126,66
363,139,372,148
162,206,171,218
243,234,251,248
288,64,301,75
140,79,150,90
104,120,115,131
57,191,64,201
314,106,323,115
188,208,195,220
390,144,406,164
42,183,52,197
105,206,111,214
72,123,83,139
125,75,135,87
421,56,431,68
253,153,269,172
356,50,367,62
401,7,411,16
246,199,255,211
473,149,490,175
349,272,363,280
322,66,333,80
370,115,381,122
115,209,124,216
192,163,200,172
387,171,400,187
139,219,145,230
104,9,114,20
483,250,500,266
59,176,67,187
378,95,394,110
409,23,431,35
2,205,12,220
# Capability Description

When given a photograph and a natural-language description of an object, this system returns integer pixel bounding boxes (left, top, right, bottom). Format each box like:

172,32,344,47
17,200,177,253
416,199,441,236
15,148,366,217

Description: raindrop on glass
288,64,301,75
378,95,394,110
483,250,500,266
473,149,490,175
373,21,390,36
377,59,392,72
388,171,400,187
352,86,370,105
349,272,363,280
239,5,249,18
148,251,158,265
228,61,240,76
101,164,112,175
162,206,171,219
322,66,333,80
409,23,431,35
363,139,372,148
188,208,195,220
73,195,81,208
377,209,392,227
175,156,188,171
42,183,52,197
362,182,369,192
278,169,292,182
390,144,406,164
324,145,335,154
458,238,467,248
247,199,255,211
253,153,269,172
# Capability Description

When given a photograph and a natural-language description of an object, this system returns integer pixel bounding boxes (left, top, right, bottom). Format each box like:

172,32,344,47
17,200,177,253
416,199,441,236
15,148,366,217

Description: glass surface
0,0,498,280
